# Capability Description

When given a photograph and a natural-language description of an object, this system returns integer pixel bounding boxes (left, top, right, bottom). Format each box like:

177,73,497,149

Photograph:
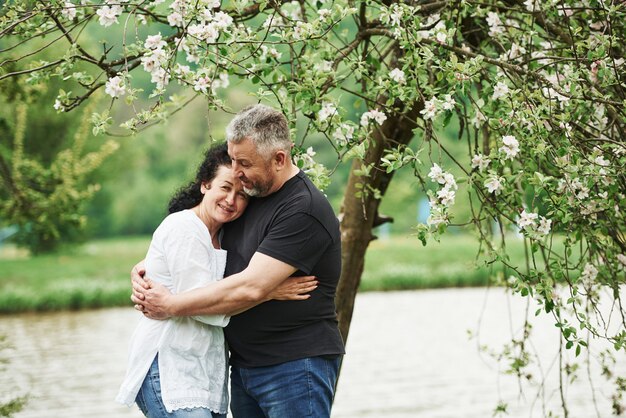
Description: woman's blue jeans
135,355,226,418
229,356,341,418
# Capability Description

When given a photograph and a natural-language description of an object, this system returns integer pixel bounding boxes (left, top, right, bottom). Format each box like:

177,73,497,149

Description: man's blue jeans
230,356,341,418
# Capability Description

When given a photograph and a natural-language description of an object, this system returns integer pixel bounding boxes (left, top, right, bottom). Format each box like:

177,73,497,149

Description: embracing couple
115,104,345,418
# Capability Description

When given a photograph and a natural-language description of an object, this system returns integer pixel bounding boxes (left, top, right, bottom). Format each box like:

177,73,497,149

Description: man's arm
137,252,301,319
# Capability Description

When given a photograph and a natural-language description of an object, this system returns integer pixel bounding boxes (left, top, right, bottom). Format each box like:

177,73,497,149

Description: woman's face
201,165,249,224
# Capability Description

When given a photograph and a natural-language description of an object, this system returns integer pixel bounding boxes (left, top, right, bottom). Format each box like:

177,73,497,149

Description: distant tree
1,0,625,414
0,88,118,254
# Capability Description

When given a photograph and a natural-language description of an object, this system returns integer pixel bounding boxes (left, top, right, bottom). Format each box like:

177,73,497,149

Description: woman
116,143,313,417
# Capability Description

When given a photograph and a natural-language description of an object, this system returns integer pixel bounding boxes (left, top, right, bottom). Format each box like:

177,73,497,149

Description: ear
200,182,210,194
273,150,288,171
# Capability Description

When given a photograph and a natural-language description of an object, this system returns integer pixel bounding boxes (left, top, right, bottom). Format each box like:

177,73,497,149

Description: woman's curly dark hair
168,143,232,214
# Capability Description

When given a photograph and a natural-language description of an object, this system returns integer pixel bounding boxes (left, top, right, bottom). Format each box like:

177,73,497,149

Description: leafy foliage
0,98,118,254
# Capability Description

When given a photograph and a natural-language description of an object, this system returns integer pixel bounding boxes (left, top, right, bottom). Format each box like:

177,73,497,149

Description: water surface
1,288,622,417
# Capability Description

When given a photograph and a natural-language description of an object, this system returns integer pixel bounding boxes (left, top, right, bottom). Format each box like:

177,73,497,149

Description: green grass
0,234,534,314
0,237,151,313
361,234,501,291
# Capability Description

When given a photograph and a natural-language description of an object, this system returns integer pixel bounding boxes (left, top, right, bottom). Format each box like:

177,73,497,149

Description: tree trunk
336,103,422,345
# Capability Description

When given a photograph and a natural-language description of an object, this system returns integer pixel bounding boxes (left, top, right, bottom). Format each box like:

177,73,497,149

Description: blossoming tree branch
1,0,625,414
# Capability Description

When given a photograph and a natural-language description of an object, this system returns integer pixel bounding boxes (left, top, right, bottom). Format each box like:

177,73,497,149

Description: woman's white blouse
116,210,229,414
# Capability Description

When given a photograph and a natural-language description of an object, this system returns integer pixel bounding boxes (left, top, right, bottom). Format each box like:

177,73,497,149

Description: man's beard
242,168,274,197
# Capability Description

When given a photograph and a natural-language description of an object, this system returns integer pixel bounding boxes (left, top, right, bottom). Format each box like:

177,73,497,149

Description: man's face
227,138,275,197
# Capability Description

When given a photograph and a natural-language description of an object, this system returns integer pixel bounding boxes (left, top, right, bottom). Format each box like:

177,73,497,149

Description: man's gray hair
225,104,292,159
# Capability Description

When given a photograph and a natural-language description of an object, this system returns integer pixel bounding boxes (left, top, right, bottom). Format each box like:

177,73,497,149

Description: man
132,104,345,418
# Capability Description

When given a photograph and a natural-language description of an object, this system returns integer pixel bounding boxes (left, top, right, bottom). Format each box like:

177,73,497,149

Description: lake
1,288,622,417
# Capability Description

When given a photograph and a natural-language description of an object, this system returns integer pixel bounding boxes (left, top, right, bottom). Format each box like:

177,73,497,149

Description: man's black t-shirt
222,171,345,367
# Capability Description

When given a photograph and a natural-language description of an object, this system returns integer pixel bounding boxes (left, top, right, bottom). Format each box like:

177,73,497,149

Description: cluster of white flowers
557,175,590,201
54,99,64,112
492,81,509,101
332,123,355,146
378,3,405,38
518,209,551,237
471,153,491,172
500,42,526,62
580,262,598,286
193,71,229,94
360,109,387,127
499,135,520,160
426,164,457,226
259,45,282,60
484,174,504,194
318,102,337,122
317,8,332,21
524,0,540,12
389,68,406,84
61,1,77,20
105,75,126,98
542,86,569,105
141,33,171,90
292,21,314,40
294,147,317,170
486,12,504,36
472,108,487,128
420,94,455,120
97,2,124,27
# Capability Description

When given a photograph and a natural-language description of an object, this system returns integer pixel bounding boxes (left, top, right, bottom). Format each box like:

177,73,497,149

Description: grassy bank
0,234,526,314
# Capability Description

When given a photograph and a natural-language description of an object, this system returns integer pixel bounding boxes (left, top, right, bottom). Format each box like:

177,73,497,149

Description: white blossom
518,210,538,230
213,11,234,30
442,173,457,191
492,81,509,100
202,0,221,8
167,11,184,27
434,21,447,43
484,175,504,194
96,5,122,27
471,154,490,172
188,23,219,43
472,109,487,128
105,76,126,98
427,210,447,227
580,263,598,283
61,2,77,20
144,33,166,50
389,68,406,84
53,99,64,112
524,0,539,12
441,94,455,111
318,102,337,122
420,97,438,120
194,76,211,93
360,109,387,126
428,163,446,185
317,8,331,20
437,188,456,206
537,216,552,236
211,72,230,93
594,155,610,167
486,12,503,36
499,135,520,160
333,123,354,146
